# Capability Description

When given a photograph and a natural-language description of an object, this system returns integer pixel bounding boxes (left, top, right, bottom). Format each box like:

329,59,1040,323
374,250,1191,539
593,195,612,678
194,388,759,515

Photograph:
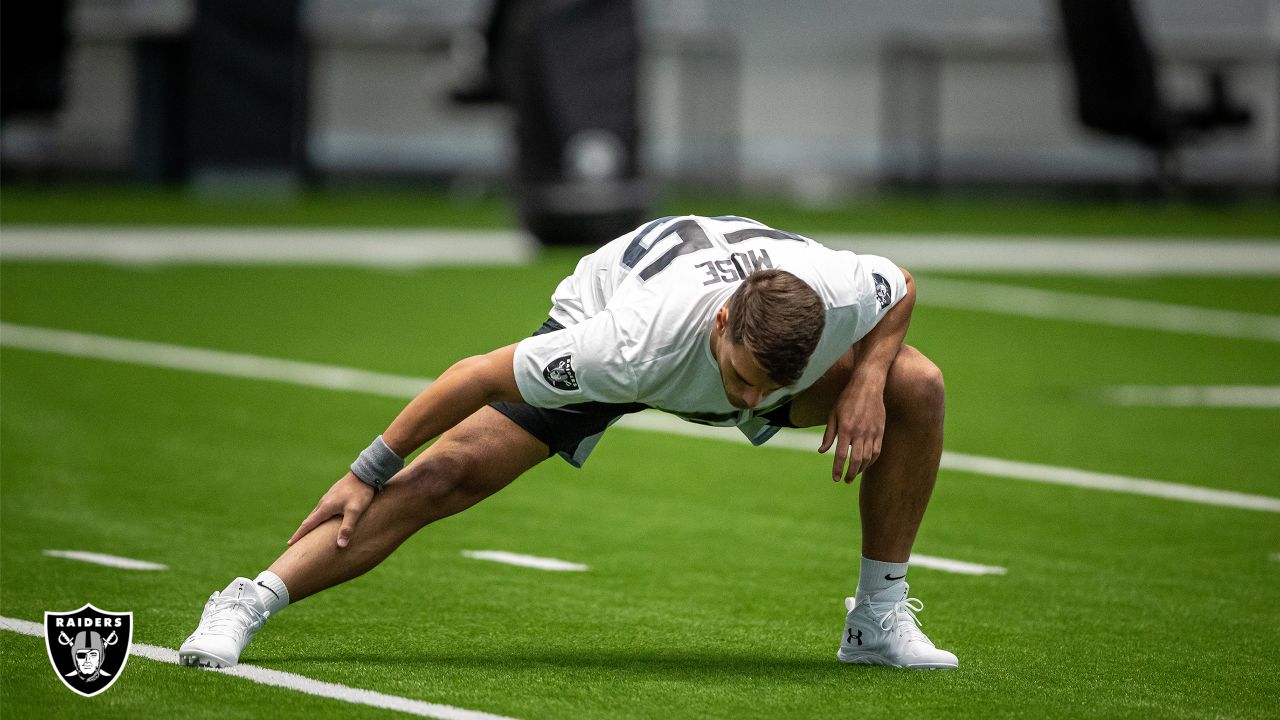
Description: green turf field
3,185,1279,236
2,197,1278,719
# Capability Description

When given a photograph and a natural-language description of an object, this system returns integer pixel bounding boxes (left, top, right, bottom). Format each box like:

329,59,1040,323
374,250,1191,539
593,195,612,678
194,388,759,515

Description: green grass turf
2,254,1278,719
3,185,1278,237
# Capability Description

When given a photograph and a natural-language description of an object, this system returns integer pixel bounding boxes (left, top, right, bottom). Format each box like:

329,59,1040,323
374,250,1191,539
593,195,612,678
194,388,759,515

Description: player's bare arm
819,267,916,483
287,343,523,549
381,344,523,455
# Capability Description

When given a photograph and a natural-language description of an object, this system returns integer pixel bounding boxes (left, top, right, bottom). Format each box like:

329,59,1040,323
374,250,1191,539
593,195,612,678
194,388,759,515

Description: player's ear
714,305,728,332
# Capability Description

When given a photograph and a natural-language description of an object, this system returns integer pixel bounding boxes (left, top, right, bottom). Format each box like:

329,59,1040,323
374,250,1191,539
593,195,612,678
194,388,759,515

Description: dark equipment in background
473,0,649,247
1057,0,1253,191
0,0,71,180
135,0,308,187
1,1,71,121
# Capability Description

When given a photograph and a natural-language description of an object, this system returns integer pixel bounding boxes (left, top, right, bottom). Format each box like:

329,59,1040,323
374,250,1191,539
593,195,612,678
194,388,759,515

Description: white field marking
0,227,536,267
461,550,590,572
938,451,1280,513
1271,553,1280,562
916,277,1280,343
1102,385,1280,408
0,322,430,399
619,413,1280,513
466,546,990,576
909,554,1007,576
823,235,1280,276
0,616,518,720
6,322,1280,514
4,227,1279,275
43,549,168,571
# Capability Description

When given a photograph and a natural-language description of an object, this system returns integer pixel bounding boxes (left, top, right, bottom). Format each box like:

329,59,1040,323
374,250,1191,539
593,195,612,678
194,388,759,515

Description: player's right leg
178,406,549,668
782,344,957,669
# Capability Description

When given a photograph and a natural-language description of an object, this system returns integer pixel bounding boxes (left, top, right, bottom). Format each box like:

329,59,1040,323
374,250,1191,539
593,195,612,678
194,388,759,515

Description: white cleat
179,577,270,668
837,583,958,670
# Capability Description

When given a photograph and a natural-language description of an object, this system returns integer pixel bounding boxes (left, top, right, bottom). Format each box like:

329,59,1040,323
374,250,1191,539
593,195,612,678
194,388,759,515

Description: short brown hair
726,269,825,386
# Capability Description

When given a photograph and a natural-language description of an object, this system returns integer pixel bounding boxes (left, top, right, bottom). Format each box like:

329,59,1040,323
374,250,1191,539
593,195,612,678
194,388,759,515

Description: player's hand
287,472,376,549
818,382,886,483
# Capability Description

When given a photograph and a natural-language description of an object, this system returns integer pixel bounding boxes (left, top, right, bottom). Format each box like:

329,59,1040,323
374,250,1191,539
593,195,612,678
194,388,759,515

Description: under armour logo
847,629,863,646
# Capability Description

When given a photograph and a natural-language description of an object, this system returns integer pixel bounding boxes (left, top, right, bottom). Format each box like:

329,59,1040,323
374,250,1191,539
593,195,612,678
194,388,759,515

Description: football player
179,215,957,670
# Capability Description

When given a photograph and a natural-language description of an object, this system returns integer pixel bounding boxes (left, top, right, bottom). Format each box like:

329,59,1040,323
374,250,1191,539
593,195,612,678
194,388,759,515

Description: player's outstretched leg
789,344,957,669
179,407,549,668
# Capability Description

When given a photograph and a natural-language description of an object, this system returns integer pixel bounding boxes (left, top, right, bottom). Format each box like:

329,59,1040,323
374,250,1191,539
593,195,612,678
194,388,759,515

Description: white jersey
513,215,907,435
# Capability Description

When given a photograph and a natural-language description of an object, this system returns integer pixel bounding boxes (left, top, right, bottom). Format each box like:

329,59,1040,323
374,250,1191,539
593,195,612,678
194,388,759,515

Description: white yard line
7,228,1280,341
461,550,589,572
908,554,1007,575
43,550,168,571
0,323,427,398
4,322,1278,513
0,227,536,267
916,278,1280,343
0,616,516,720
4,227,1279,275
823,235,1280,276
623,413,1280,513
938,451,1280,513
1102,385,1280,408
463,547,985,576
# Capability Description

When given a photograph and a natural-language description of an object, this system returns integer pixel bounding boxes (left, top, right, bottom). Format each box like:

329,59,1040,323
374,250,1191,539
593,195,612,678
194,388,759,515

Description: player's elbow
460,347,523,403
445,354,487,378
898,266,914,291
897,266,917,306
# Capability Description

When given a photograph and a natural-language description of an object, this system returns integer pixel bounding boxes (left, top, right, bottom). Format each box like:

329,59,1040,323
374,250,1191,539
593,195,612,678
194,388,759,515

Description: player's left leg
786,344,956,669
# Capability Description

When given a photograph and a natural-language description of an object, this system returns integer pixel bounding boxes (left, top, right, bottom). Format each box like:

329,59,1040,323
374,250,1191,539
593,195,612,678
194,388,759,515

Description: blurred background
2,0,1278,243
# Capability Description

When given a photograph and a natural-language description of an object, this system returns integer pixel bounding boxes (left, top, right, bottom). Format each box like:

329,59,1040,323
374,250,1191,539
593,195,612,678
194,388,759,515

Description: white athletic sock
252,570,290,615
856,556,908,598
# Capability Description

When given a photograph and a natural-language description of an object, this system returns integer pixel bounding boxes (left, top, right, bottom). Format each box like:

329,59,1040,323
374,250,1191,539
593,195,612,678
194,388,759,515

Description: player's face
716,338,782,409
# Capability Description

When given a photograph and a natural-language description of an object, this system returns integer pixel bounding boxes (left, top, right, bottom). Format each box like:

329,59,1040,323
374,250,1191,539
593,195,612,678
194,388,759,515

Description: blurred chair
1057,0,1252,190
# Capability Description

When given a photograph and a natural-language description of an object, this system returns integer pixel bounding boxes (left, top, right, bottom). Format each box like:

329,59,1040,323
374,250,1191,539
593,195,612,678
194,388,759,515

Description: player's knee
407,449,472,505
890,352,945,424
911,358,946,422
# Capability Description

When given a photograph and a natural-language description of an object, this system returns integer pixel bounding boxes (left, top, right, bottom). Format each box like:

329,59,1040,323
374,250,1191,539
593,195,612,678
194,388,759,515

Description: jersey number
622,218,801,280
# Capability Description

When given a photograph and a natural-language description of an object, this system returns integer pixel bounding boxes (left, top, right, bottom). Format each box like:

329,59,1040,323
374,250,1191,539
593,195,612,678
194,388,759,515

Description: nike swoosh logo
884,573,906,581
256,581,280,600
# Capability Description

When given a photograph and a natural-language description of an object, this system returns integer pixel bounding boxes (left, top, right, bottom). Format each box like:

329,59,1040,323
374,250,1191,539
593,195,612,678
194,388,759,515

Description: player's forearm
380,344,522,457
850,268,916,390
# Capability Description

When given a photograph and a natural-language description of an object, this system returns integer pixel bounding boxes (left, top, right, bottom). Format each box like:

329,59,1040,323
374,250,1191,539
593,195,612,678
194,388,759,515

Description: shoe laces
876,596,932,644
201,594,269,636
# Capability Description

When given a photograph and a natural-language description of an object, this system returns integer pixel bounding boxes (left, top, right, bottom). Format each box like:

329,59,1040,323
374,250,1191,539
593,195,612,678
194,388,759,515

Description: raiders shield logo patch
872,272,893,310
44,604,133,697
543,355,579,391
